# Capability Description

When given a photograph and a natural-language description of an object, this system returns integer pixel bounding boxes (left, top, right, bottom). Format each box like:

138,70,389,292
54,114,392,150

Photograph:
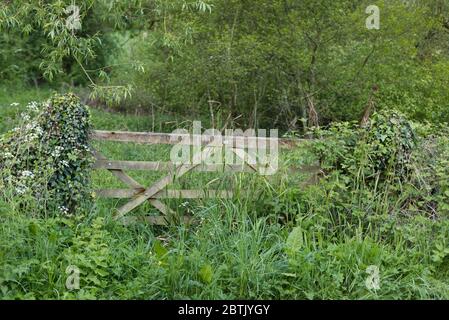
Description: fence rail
91,130,309,149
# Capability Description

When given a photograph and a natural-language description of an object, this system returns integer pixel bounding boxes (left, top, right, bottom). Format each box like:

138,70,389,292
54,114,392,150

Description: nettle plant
0,93,93,215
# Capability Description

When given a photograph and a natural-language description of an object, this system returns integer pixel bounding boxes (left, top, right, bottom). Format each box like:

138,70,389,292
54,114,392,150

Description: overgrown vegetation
2,1,449,126
0,93,92,215
0,91,448,299
0,0,448,300
312,110,449,220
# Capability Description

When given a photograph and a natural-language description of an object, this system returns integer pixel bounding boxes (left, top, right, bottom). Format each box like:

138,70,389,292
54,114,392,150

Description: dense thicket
2,0,449,129
115,0,449,129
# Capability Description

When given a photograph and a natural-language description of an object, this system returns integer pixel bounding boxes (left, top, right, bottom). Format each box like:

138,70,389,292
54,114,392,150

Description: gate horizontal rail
91,130,310,149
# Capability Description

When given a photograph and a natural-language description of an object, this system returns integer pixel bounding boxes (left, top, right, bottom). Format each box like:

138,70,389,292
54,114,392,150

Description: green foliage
307,110,449,230
0,93,93,215
62,217,112,299
106,0,449,127
2,1,449,124
313,110,417,181
0,0,213,103
1,0,447,124
1,0,449,300
1,187,448,299
0,90,448,299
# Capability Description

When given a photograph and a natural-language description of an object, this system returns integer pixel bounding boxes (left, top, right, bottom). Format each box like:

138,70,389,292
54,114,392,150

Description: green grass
1,87,448,300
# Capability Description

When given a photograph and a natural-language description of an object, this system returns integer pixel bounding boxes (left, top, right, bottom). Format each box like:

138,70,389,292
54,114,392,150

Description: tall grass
0,88,448,299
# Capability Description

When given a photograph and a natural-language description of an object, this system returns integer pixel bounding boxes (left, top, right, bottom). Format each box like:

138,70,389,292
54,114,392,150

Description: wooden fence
91,130,319,225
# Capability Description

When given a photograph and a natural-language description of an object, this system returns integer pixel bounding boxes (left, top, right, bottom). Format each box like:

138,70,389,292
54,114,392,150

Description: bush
313,110,417,181
309,110,449,221
0,93,93,215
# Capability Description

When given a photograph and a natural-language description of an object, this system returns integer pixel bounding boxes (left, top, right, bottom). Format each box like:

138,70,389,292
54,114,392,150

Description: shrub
313,110,417,182
310,110,448,220
0,93,93,215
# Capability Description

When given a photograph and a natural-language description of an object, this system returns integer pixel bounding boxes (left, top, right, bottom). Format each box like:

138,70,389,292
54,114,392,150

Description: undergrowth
0,93,448,299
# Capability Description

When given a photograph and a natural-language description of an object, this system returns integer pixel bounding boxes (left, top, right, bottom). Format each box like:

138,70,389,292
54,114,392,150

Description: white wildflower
21,113,31,121
27,101,39,112
10,102,20,107
21,123,40,142
26,122,36,129
52,146,64,158
15,186,27,195
58,206,69,215
34,125,43,136
21,170,34,178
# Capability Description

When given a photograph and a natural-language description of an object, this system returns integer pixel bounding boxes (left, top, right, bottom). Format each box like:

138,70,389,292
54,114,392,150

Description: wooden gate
91,130,317,225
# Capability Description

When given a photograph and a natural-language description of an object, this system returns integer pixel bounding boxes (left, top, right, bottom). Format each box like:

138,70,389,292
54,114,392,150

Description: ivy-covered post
0,93,94,215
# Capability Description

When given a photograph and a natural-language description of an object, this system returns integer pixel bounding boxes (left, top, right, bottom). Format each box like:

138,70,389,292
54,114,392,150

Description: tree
0,0,213,103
